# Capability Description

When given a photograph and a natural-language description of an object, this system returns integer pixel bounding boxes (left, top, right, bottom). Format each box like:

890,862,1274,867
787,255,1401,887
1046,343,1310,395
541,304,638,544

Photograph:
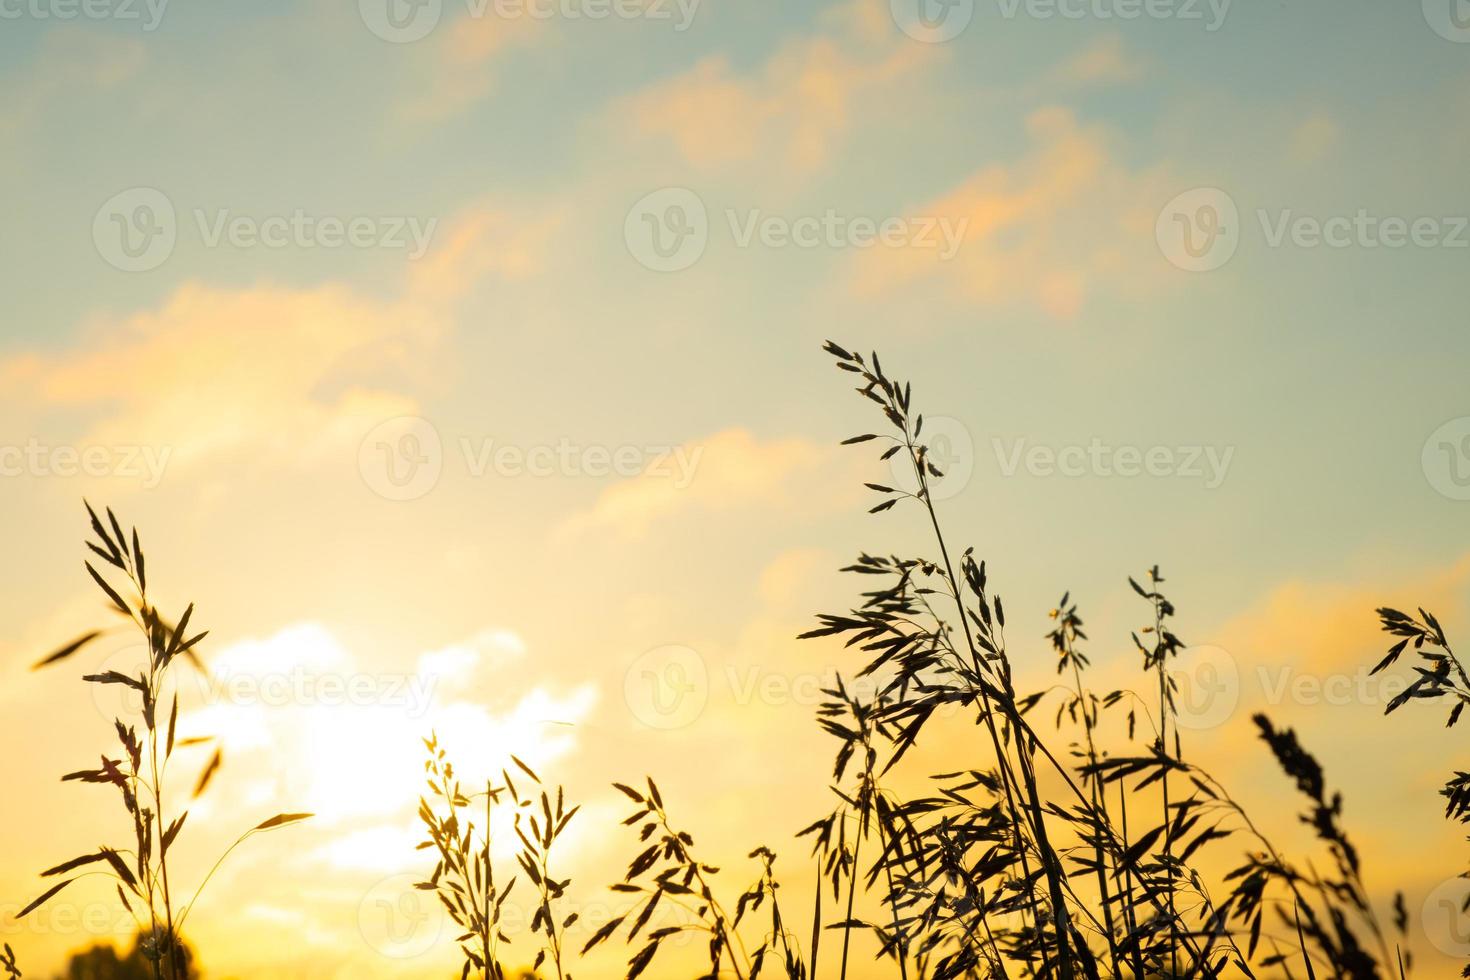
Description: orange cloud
0,190,563,478
0,282,440,468
1220,552,1470,678
556,428,848,540
396,11,542,122
849,106,1170,319
1156,550,1470,793
611,0,936,175
408,204,565,301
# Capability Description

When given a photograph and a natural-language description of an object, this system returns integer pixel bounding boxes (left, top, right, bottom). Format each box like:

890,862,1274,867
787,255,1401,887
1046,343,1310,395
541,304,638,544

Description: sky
2,0,1470,975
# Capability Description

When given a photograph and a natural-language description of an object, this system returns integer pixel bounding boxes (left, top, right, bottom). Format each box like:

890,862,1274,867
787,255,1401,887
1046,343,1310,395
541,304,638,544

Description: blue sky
2,0,1469,974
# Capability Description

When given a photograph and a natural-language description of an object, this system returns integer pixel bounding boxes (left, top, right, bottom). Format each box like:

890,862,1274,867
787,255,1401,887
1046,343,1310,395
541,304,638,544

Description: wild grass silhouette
416,735,578,980
18,507,310,980
12,345,1465,979
431,344,1457,979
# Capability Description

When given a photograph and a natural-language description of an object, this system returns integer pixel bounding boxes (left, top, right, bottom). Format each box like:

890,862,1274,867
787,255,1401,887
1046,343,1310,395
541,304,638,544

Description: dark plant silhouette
582,777,800,980
787,342,1413,979
417,735,579,980
509,760,579,980
418,733,518,980
20,506,310,980
1370,606,1469,975
570,343,1434,980
21,350,1461,980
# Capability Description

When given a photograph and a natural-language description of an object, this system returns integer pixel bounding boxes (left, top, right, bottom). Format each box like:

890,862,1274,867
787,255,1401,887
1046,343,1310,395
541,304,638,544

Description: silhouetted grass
19,506,309,980
16,346,1463,980
788,343,1413,979
417,735,578,980
570,343,1440,979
